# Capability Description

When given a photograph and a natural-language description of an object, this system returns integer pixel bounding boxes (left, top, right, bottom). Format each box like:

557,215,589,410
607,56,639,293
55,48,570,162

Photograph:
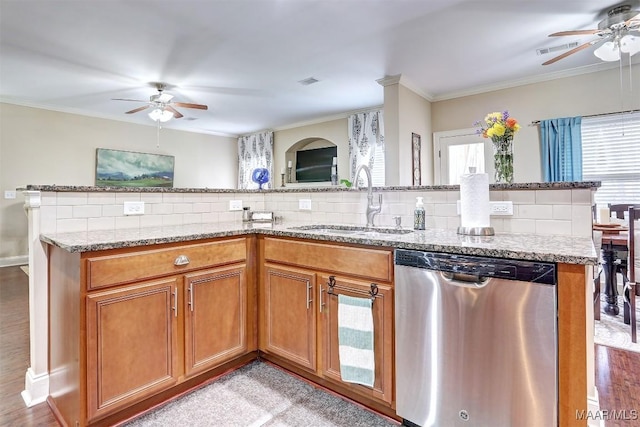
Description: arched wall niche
284,137,337,183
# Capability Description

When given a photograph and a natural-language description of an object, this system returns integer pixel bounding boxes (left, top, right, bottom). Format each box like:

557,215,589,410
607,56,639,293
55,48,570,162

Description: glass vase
492,137,514,184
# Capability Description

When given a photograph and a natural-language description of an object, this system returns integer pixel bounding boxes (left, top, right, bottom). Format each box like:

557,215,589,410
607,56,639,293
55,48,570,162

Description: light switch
4,190,16,199
299,199,312,210
229,200,243,211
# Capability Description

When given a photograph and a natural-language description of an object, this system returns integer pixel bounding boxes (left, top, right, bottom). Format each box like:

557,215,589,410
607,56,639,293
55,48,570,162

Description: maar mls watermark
576,409,639,421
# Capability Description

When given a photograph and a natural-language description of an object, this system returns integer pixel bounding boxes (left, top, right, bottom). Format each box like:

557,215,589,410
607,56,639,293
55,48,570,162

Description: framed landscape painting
95,148,175,187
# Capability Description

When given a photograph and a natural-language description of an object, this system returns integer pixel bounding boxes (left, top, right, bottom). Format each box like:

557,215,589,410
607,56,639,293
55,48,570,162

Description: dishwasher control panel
394,250,556,285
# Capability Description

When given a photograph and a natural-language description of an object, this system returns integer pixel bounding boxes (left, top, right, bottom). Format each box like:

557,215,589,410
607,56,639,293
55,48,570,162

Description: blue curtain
540,117,583,182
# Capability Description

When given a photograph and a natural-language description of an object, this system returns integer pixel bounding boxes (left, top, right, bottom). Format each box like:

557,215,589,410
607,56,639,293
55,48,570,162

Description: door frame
433,127,489,185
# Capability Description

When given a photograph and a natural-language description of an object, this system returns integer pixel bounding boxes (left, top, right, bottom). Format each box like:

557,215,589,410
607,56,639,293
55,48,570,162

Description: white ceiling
1,0,638,136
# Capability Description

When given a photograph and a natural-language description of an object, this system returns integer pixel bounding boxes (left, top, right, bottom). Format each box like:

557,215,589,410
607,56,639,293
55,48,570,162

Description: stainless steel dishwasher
394,249,557,427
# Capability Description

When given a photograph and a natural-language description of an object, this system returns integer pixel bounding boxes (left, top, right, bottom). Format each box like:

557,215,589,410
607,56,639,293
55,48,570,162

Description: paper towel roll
460,173,490,228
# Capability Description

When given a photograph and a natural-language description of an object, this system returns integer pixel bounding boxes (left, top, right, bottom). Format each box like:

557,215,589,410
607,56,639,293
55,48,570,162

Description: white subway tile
40,206,57,233
141,193,163,203
140,215,163,228
552,205,573,220
115,193,140,203
152,203,174,215
503,219,536,234
490,218,504,232
115,216,140,230
102,205,123,217
88,217,115,231
433,217,448,229
446,191,460,203
183,193,203,203
57,218,87,233
88,193,116,205
173,203,194,214
503,191,535,204
57,192,88,206
41,192,57,206
163,193,184,203
202,212,220,223
193,203,211,213
517,204,553,219
489,191,505,201
73,205,103,218
446,216,461,229
436,203,458,217
571,189,593,205
572,205,594,237
161,214,184,226
56,206,73,219
535,190,572,205
183,213,203,224
535,220,572,236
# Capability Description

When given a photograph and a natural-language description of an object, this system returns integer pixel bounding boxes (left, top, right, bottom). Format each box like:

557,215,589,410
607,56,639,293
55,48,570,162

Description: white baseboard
21,367,49,407
0,255,28,268
587,388,604,427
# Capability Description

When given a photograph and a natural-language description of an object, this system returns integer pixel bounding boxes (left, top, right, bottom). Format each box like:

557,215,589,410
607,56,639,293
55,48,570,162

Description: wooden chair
609,203,635,220
623,206,638,342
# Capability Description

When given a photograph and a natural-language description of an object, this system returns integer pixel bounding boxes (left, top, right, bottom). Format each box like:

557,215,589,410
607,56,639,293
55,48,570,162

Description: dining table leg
602,245,620,315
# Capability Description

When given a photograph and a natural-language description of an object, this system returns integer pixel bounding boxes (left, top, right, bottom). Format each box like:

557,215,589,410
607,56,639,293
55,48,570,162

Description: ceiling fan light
620,35,640,56
594,41,621,61
148,108,173,122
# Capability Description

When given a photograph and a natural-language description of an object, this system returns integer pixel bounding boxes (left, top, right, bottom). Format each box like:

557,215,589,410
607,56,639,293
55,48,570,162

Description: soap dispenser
414,197,425,230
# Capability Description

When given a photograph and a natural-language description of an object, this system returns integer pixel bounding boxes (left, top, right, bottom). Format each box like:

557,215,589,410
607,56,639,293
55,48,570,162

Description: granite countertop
22,181,600,193
40,221,597,265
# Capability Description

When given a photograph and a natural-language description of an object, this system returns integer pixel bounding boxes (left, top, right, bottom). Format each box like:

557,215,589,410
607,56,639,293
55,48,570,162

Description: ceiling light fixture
148,108,173,122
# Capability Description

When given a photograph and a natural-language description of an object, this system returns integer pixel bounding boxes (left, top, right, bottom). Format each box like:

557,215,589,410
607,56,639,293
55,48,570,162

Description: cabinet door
86,277,179,421
261,265,317,371
184,265,247,377
318,274,394,405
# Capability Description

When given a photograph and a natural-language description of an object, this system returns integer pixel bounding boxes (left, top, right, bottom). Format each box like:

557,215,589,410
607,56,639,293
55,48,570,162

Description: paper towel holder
457,226,495,236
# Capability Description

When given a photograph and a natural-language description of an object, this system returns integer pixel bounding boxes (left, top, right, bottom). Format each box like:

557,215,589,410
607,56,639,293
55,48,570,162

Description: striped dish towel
338,294,375,387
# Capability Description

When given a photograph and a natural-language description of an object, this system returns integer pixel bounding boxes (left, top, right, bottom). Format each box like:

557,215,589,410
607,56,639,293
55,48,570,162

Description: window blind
372,147,385,187
581,111,640,205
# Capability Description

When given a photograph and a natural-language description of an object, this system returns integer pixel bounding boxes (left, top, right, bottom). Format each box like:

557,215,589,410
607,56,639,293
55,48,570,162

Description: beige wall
274,118,348,183
398,84,432,186
431,66,640,183
0,103,237,260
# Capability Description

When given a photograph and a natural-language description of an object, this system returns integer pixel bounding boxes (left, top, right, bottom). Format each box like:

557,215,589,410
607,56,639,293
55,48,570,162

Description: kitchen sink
288,225,413,236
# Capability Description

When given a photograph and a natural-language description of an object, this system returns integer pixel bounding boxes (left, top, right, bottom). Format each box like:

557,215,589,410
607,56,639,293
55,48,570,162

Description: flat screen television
295,146,337,183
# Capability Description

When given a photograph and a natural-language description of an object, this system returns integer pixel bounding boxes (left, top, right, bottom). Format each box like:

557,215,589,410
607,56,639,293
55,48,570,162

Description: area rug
121,361,398,427
594,294,640,353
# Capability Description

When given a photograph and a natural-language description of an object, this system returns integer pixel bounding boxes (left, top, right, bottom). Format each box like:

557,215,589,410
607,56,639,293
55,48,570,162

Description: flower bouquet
475,111,521,183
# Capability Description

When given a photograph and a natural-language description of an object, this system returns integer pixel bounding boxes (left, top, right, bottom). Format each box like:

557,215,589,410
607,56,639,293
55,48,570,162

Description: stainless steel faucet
354,164,382,228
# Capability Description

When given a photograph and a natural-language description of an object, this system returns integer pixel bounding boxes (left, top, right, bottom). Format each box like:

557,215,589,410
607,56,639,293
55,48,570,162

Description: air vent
536,41,579,56
183,117,198,121
298,77,320,86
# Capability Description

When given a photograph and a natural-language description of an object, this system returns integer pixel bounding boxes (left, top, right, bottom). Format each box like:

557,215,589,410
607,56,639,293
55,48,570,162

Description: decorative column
21,190,49,406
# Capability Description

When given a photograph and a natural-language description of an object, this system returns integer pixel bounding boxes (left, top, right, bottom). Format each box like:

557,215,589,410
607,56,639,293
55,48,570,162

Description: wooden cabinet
262,266,317,371
318,274,393,405
86,278,180,421
259,237,395,408
184,265,247,377
48,237,254,427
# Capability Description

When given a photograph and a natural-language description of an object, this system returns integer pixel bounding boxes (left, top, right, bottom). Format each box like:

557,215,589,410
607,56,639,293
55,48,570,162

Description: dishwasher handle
441,271,490,288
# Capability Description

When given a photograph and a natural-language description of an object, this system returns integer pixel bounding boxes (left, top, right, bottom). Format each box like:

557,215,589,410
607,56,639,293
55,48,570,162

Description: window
581,111,640,205
371,146,385,187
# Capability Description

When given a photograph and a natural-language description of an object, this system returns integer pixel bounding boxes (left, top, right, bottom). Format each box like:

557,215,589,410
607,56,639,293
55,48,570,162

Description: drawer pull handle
306,280,312,310
172,286,178,317
174,255,190,266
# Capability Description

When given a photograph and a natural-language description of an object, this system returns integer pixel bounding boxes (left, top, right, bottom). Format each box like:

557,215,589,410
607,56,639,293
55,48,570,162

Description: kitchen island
40,221,596,427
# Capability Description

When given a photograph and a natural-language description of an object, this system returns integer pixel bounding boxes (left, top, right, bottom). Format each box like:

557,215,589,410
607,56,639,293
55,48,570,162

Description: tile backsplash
37,187,595,238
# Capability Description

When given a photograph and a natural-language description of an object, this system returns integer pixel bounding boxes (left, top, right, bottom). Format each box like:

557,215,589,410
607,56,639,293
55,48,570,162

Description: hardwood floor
1,265,639,426
0,266,58,426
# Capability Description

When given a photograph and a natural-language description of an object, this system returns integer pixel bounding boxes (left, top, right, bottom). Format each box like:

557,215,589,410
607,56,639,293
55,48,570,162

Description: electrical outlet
4,190,16,199
299,199,312,210
229,200,243,211
490,201,513,216
123,201,145,215
456,200,513,216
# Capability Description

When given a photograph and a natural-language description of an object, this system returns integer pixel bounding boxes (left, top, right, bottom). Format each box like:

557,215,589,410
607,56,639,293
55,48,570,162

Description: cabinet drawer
263,237,392,282
86,238,246,290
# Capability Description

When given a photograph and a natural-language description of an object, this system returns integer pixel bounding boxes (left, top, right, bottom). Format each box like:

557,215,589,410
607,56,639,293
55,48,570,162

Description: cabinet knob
174,255,190,266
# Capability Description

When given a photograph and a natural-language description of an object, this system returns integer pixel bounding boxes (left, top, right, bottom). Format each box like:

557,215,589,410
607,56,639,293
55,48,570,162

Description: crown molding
272,104,384,132
377,74,434,101
430,60,637,102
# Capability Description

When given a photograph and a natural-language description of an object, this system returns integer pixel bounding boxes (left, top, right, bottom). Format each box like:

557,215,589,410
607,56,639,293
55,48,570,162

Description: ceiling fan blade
125,105,151,114
112,98,147,102
549,29,600,36
173,102,208,110
165,105,183,119
542,40,599,65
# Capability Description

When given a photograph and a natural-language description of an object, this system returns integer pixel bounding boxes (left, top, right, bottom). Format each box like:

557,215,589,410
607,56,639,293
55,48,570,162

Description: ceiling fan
543,4,640,65
113,82,208,122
